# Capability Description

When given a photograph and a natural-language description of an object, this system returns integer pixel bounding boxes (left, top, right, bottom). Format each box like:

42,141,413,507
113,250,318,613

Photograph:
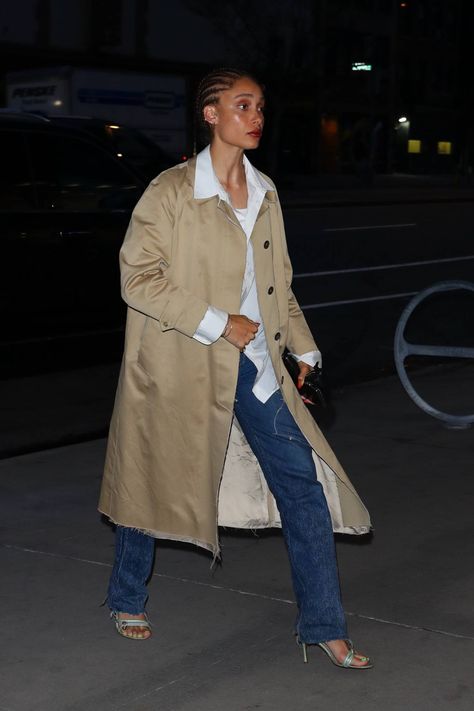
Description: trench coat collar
191,145,275,205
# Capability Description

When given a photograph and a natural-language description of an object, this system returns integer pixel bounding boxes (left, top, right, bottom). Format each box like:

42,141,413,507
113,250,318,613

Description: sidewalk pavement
1,365,473,711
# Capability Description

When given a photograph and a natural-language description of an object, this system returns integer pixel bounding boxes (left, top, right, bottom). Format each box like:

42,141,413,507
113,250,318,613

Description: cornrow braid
194,67,262,150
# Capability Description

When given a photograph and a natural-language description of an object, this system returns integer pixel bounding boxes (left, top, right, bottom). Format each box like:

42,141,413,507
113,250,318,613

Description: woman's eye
237,103,249,110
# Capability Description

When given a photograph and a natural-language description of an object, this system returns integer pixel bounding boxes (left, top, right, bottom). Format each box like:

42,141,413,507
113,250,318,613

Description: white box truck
6,66,187,158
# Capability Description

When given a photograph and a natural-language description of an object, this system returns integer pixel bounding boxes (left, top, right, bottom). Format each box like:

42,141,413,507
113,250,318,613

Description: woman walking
99,68,373,669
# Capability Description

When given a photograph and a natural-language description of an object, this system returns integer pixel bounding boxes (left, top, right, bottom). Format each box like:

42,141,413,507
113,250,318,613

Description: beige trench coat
99,157,371,555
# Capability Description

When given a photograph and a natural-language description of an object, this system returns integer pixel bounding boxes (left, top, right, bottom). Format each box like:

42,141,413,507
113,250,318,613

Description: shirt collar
194,144,273,201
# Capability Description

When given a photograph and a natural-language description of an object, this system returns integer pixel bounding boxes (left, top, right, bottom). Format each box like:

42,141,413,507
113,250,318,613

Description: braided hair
194,67,262,149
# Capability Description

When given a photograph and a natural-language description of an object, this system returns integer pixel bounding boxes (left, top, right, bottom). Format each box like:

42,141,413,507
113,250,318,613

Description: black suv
0,112,175,372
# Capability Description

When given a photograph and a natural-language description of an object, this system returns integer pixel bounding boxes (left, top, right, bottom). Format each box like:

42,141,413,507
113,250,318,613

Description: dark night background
0,0,473,442
2,0,474,176
0,4,473,710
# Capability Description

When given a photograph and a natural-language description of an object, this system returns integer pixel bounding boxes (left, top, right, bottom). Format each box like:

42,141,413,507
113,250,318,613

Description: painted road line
294,254,474,279
323,223,417,232
302,291,418,309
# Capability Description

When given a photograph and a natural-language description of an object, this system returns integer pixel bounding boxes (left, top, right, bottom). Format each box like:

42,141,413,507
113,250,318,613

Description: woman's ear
203,105,218,126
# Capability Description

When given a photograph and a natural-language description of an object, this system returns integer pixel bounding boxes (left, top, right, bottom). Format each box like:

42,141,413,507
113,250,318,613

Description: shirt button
264,240,270,249
274,332,280,340
267,286,274,294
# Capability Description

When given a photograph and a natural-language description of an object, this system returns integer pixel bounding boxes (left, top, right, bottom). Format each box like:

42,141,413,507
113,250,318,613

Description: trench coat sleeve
119,176,210,338
275,199,320,356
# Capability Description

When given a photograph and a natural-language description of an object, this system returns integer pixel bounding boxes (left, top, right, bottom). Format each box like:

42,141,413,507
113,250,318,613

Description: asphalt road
2,186,473,384
284,198,474,381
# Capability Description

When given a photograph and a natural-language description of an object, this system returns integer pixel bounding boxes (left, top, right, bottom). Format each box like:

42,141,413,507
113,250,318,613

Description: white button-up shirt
193,145,319,402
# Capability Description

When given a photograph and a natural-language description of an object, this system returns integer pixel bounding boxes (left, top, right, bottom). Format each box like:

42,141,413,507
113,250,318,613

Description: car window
0,130,36,210
102,125,174,180
27,131,142,211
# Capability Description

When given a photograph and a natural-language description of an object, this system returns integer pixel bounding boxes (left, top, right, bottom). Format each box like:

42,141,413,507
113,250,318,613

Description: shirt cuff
193,306,229,345
291,350,322,368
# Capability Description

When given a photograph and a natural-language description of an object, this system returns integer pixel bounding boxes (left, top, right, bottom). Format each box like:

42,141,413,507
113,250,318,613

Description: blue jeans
108,353,347,643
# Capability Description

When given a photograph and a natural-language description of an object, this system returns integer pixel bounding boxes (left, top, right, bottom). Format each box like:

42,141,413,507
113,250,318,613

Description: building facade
0,0,469,174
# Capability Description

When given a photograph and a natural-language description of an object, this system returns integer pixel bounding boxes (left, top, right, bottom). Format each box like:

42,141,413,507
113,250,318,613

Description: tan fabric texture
98,157,371,556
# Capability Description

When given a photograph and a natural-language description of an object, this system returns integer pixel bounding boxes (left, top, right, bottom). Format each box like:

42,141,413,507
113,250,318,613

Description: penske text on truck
6,66,187,158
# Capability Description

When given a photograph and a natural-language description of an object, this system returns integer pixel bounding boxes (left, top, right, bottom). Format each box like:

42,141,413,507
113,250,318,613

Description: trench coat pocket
136,317,155,377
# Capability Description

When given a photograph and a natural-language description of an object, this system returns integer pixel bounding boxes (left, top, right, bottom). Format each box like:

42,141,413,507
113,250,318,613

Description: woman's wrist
221,315,232,339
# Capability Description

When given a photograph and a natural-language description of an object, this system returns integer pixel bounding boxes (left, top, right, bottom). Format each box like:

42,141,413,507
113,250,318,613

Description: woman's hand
222,314,259,351
297,361,313,389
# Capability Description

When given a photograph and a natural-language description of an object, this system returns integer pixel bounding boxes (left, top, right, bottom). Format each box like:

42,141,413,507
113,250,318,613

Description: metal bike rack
394,280,474,429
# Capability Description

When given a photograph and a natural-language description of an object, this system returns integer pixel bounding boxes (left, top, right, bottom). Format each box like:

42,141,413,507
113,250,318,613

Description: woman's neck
209,141,246,193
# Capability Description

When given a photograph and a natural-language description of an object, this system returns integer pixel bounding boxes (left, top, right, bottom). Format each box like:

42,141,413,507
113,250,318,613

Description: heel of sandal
295,636,308,663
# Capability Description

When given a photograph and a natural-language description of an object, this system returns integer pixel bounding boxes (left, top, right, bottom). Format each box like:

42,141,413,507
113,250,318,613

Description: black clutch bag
282,352,327,408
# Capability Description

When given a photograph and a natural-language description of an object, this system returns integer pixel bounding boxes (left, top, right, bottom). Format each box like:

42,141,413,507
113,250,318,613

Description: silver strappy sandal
298,637,373,669
111,611,152,640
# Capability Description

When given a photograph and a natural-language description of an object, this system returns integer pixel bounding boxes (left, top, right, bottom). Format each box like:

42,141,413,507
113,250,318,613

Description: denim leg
107,526,156,614
234,354,347,643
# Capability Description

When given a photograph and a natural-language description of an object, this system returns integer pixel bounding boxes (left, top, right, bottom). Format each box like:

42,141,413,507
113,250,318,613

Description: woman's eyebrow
233,92,265,101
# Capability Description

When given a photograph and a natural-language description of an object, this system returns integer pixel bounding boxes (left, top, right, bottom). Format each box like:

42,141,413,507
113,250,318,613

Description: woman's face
204,77,265,150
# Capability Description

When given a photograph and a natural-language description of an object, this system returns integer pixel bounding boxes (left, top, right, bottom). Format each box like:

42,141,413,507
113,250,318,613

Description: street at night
1,1,474,710
3,179,474,383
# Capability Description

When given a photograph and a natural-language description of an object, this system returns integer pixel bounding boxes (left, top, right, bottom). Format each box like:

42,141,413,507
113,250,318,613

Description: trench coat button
264,240,270,249
274,332,280,340
267,286,274,294
163,321,169,327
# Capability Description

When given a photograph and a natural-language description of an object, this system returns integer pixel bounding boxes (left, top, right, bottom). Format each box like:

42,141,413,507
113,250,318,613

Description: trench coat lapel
216,198,244,233
255,190,277,219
